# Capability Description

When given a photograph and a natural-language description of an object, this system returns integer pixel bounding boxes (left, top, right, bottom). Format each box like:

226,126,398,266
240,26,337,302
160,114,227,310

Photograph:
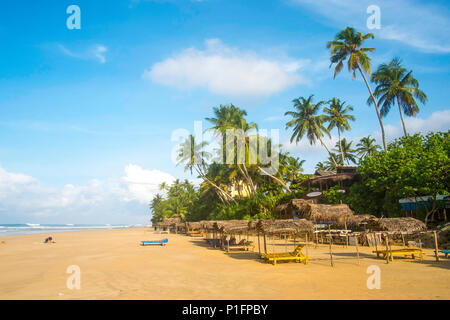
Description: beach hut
185,222,203,237
290,199,354,226
156,217,184,233
365,217,427,233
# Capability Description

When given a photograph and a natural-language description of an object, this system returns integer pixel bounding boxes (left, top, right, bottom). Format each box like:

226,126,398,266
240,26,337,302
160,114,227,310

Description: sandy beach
0,228,449,300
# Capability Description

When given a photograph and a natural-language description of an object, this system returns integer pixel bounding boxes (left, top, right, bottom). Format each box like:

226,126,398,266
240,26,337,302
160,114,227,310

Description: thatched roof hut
186,222,202,230
366,217,427,233
345,214,377,231
213,220,251,234
156,217,184,228
199,220,218,230
255,219,314,234
289,199,354,225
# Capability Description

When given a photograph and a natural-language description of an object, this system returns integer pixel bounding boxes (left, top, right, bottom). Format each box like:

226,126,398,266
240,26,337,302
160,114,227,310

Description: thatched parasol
255,219,314,234
213,220,251,234
366,217,426,233
290,200,354,225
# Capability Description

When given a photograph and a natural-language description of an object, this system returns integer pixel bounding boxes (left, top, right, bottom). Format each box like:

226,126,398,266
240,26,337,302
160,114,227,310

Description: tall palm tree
324,152,340,171
206,104,258,193
323,98,355,162
315,162,327,171
158,182,169,192
327,27,387,150
177,134,234,202
370,58,427,136
285,95,338,166
333,138,357,165
356,135,381,159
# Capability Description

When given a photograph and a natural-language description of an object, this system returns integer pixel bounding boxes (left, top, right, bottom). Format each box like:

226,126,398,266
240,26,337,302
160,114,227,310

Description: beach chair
261,244,309,266
438,250,450,258
372,248,424,261
225,239,254,252
140,238,168,246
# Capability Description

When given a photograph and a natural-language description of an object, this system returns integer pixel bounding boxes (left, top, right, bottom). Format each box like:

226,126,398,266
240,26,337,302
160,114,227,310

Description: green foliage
350,132,449,219
323,186,348,204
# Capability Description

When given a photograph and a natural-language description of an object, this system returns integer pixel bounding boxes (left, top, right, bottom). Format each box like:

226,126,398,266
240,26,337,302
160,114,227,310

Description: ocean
0,223,144,236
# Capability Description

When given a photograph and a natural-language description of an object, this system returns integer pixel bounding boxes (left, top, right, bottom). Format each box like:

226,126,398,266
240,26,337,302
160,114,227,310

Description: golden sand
0,228,448,299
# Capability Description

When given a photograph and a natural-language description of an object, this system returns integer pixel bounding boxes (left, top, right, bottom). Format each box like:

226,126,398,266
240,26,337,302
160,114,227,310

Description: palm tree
356,135,381,159
315,162,327,171
333,138,357,165
327,27,387,150
324,152,340,171
206,104,258,194
370,58,427,136
285,95,338,167
323,98,355,162
158,182,169,192
177,134,234,202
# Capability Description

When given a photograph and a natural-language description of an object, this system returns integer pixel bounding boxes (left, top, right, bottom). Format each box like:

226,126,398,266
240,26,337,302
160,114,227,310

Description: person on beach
44,236,55,243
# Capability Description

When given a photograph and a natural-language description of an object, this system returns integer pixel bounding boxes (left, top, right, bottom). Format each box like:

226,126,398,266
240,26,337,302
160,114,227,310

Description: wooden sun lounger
373,248,424,261
187,231,203,237
438,250,450,258
141,238,168,246
225,240,254,252
261,244,309,266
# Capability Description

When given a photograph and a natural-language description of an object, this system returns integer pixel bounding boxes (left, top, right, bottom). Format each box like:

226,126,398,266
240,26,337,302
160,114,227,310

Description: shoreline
0,228,449,300
0,226,144,237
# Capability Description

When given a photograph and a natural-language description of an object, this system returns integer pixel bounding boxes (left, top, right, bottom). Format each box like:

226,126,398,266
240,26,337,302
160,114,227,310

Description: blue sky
0,0,449,224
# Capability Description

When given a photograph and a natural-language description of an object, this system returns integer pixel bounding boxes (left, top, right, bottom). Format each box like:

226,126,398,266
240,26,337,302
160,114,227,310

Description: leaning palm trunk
396,96,408,136
338,128,344,165
258,166,292,193
195,165,235,202
238,163,256,195
317,135,338,167
358,66,387,150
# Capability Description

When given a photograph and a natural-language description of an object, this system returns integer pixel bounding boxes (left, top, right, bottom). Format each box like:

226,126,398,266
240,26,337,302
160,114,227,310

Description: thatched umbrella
256,219,314,234
290,200,354,225
366,217,426,233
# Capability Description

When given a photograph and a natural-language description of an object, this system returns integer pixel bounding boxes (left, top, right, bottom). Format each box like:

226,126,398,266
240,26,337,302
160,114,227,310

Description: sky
0,0,449,224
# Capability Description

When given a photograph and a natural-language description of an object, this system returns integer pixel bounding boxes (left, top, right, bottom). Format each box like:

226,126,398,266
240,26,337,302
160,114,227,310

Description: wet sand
0,228,448,299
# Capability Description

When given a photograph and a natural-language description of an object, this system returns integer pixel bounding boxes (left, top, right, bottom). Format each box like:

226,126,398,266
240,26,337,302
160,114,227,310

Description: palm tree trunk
358,66,387,150
195,165,235,202
397,96,408,136
317,135,338,167
338,128,344,165
258,166,292,193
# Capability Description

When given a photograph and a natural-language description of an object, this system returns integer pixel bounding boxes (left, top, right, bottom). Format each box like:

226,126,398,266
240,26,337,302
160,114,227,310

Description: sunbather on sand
44,236,55,243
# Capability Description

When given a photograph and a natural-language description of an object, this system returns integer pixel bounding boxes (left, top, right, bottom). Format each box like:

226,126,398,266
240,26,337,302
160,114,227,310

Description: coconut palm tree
323,98,355,162
333,138,357,165
315,162,327,171
324,152,340,171
177,134,234,202
158,182,169,192
370,58,428,136
356,135,381,159
327,27,387,150
285,95,338,167
206,104,258,194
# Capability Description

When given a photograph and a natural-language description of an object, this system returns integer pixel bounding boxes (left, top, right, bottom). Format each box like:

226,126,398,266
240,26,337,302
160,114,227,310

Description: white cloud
290,0,450,54
144,38,309,98
58,44,108,63
380,110,450,142
0,164,175,224
122,164,175,203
